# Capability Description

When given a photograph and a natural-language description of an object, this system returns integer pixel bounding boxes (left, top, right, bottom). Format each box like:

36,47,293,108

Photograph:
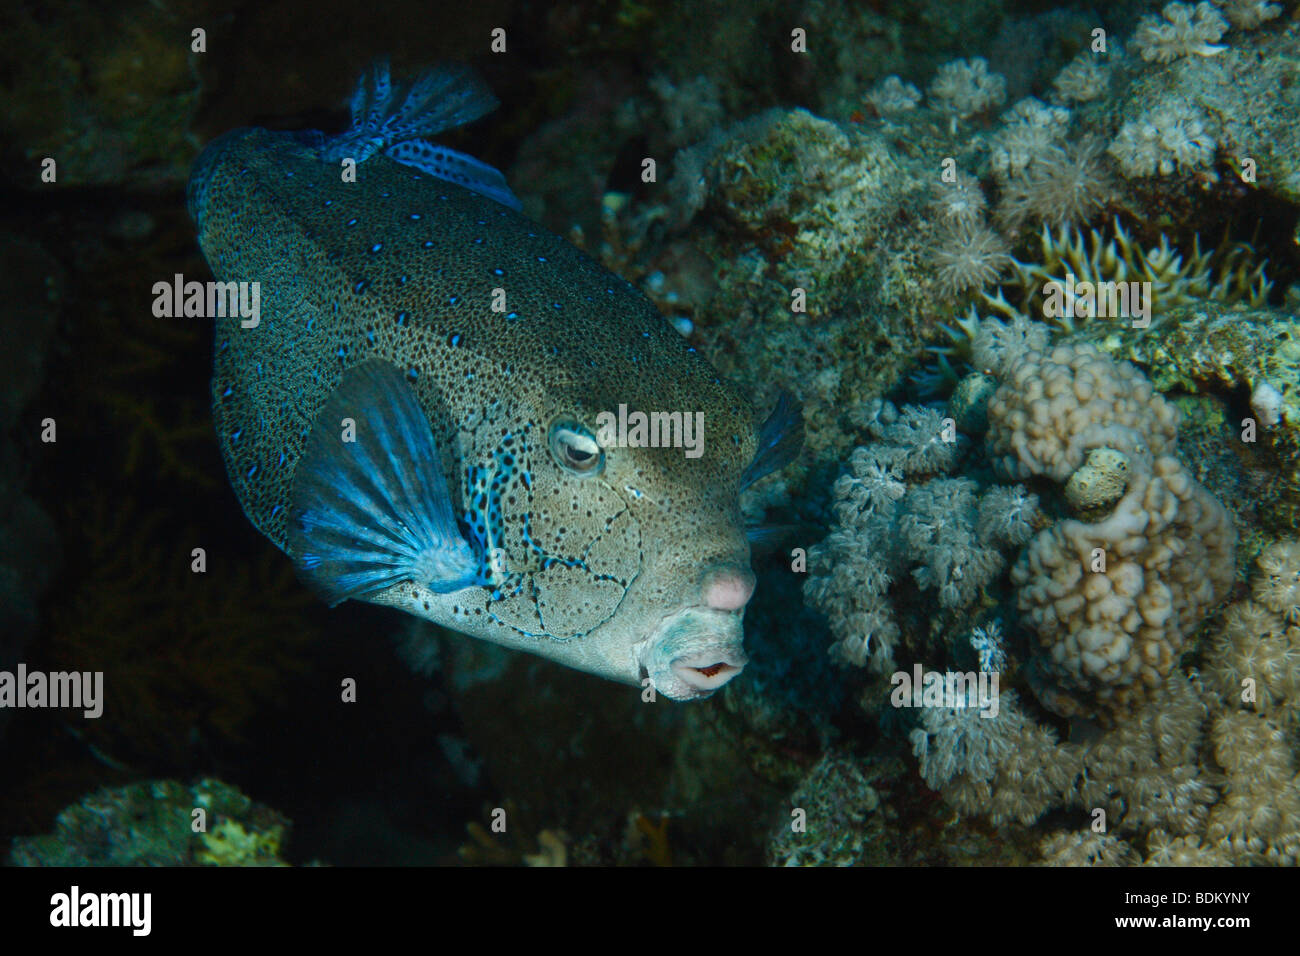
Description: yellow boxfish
188,62,800,700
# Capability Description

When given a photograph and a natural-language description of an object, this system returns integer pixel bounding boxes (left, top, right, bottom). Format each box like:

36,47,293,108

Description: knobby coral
985,339,1236,721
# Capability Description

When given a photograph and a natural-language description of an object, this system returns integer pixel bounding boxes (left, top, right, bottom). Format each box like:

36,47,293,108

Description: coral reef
928,58,1008,121
10,0,1300,872
804,397,1042,677
10,778,293,866
767,750,899,866
1205,541,1300,721
987,338,1236,720
1132,3,1230,64
1070,301,1300,531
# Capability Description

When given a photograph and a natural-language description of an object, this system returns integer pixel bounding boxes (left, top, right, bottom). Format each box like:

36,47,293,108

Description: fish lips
638,606,749,701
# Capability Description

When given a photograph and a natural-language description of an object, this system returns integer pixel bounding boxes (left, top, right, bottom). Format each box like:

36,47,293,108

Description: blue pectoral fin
287,360,482,606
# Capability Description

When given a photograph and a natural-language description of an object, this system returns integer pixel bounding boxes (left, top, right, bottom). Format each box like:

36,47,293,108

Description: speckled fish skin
189,71,769,699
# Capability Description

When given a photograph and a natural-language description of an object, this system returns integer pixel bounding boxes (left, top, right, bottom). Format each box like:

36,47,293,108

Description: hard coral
986,342,1179,483
985,340,1235,720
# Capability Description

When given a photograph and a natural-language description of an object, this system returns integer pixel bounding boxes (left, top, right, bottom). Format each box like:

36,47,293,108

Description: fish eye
548,422,604,477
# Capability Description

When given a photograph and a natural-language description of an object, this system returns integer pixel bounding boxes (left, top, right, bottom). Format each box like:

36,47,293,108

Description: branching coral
1011,220,1272,328
919,220,1272,398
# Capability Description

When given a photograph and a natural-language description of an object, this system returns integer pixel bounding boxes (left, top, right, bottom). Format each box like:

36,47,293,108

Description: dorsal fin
318,61,521,209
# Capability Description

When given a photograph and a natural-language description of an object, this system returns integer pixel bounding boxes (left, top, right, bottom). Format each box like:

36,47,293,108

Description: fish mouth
638,606,748,701
670,648,747,693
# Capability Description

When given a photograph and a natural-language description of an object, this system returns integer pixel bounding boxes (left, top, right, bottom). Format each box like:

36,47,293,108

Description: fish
188,61,801,700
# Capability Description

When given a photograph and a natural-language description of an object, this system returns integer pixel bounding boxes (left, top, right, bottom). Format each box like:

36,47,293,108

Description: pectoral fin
287,360,480,606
